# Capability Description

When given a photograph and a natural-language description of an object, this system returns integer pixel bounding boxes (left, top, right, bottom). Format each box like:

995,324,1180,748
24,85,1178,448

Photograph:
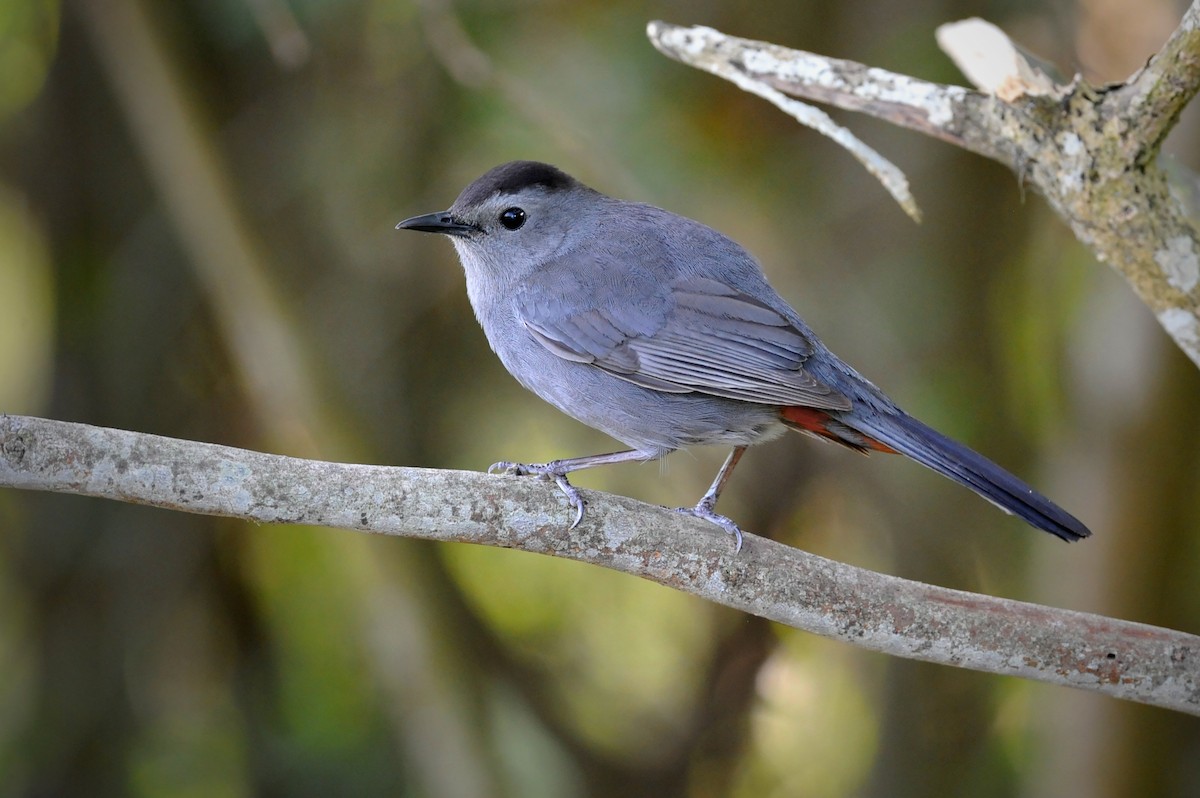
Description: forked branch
648,9,1200,367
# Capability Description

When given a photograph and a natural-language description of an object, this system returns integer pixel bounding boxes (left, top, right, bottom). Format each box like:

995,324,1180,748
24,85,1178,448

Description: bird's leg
675,446,749,552
489,449,661,529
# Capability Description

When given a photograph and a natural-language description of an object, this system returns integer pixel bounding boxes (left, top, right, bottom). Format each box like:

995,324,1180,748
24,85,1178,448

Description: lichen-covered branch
647,10,1200,368
1121,1,1200,152
2,414,1197,715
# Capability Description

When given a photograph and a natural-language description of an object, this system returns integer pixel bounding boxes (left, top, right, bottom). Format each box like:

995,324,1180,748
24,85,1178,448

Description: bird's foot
488,460,587,529
674,499,744,553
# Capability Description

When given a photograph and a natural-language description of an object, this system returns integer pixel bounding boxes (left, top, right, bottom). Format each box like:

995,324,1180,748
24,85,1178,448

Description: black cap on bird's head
396,161,577,237
453,161,576,208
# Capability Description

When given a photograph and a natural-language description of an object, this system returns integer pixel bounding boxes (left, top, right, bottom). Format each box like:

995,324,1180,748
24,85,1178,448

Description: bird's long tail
781,406,1090,542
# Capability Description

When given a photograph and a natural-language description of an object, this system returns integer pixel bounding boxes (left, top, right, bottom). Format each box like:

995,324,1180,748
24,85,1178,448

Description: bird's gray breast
473,248,790,453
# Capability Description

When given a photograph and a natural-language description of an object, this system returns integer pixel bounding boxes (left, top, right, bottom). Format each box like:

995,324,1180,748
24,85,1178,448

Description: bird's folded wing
520,276,851,410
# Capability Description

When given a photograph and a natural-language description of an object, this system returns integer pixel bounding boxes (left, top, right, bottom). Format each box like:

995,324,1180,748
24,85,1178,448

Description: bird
397,160,1090,550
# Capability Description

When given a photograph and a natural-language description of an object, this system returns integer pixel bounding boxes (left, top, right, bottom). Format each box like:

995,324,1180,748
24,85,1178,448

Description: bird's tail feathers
783,406,1090,542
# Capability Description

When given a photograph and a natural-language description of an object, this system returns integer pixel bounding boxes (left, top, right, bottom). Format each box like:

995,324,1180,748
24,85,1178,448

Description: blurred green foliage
1,0,1199,796
0,0,59,118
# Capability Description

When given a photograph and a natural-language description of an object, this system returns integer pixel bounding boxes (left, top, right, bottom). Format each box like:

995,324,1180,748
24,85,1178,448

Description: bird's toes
488,461,587,528
674,505,745,553
488,460,535,476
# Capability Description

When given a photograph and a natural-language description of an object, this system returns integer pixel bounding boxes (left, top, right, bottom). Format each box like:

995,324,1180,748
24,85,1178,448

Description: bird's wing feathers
519,274,852,410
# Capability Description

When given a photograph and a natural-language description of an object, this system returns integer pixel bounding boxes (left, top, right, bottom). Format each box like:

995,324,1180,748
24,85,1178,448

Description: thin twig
647,22,922,221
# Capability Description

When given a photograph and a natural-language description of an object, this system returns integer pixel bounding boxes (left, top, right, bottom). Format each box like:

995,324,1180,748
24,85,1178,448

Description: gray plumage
397,160,1090,547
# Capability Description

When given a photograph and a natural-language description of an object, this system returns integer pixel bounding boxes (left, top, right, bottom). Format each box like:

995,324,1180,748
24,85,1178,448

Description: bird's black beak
396,211,479,237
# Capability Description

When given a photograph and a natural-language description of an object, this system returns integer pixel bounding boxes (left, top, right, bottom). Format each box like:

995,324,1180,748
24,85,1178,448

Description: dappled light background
2,0,1199,795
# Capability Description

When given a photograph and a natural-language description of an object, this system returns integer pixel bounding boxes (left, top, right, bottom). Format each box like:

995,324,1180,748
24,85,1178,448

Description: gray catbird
398,161,1090,549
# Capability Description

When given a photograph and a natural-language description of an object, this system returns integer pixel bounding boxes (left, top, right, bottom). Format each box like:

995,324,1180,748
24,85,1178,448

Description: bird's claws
555,475,586,529
674,503,745,553
487,461,587,528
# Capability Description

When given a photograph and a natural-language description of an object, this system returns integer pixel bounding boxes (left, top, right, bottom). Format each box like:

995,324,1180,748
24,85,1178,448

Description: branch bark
2,414,1197,715
647,8,1200,368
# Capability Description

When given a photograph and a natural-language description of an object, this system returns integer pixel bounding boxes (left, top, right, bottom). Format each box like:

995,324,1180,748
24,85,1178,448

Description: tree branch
1122,1,1200,151
647,10,1200,368
2,414,1197,715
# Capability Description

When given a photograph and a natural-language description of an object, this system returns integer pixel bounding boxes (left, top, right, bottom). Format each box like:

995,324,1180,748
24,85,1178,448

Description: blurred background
2,0,1199,795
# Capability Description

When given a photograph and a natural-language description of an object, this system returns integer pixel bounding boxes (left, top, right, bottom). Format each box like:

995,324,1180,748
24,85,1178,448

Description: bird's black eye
499,207,526,230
